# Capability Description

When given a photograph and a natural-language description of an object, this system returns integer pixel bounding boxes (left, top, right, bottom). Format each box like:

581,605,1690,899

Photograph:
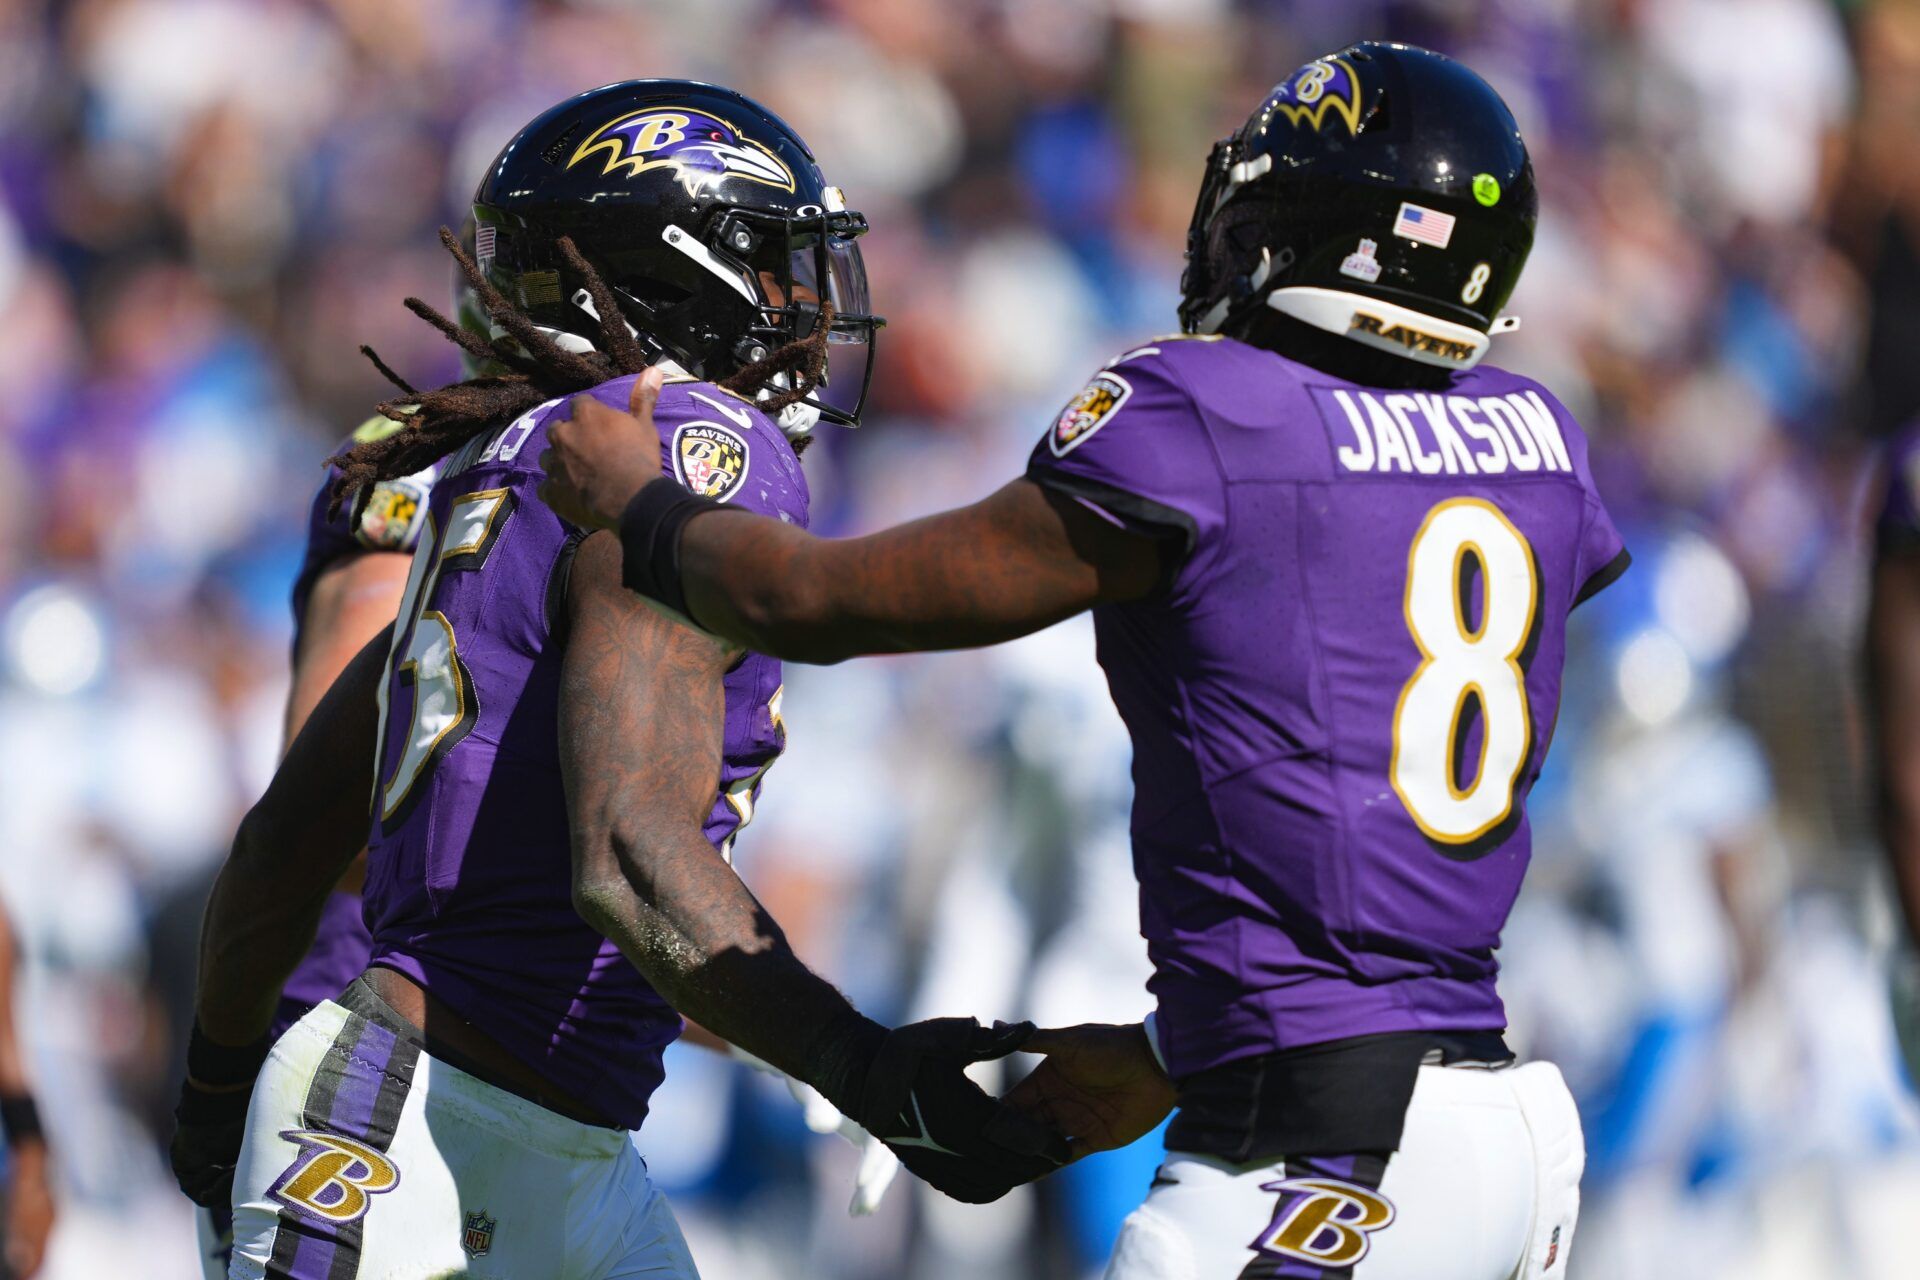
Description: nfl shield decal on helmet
1050,372,1132,457
462,1210,496,1257
673,422,751,502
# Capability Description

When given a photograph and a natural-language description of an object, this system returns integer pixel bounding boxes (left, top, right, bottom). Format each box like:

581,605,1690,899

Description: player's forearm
668,479,1136,663
196,817,348,1044
571,828,877,1098
195,628,390,1045
676,516,1025,662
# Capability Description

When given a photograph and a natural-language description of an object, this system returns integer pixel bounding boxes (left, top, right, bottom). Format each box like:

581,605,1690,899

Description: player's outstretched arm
538,389,1165,663
680,478,1163,662
173,626,391,1209
560,533,1068,1200
1871,546,1920,945
194,627,392,1047
278,552,413,900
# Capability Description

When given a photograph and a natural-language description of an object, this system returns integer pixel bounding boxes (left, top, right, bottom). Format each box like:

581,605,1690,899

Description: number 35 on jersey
375,489,517,828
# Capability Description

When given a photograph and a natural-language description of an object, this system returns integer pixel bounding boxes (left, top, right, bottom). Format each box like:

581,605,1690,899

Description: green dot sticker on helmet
1472,173,1501,207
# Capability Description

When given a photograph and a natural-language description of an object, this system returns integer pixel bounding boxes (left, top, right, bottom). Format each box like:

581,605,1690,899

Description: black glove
826,1016,1071,1204
170,1026,270,1210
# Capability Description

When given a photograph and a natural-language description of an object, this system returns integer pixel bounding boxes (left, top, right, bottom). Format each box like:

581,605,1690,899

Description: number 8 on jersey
1390,497,1539,848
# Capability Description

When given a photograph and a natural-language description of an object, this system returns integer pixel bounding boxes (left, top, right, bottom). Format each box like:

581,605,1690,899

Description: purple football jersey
363,375,804,1129
1876,423,1920,553
278,422,439,1034
1026,335,1627,1080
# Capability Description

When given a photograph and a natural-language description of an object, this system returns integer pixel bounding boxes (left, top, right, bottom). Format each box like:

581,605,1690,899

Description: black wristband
186,1023,272,1089
0,1094,41,1146
617,478,727,621
807,1005,890,1124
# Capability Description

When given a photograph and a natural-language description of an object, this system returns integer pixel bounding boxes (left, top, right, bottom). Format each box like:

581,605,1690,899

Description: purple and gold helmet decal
567,108,797,194
1271,57,1364,135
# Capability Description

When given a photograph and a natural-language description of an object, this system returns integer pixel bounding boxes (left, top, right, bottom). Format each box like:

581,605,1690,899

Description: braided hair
328,227,833,515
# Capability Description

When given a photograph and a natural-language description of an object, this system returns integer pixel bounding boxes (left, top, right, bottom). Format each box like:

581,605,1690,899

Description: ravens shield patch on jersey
673,422,751,502
356,473,432,550
1050,372,1132,457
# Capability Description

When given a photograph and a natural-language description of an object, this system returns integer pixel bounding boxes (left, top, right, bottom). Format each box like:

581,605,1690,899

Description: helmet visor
768,222,880,424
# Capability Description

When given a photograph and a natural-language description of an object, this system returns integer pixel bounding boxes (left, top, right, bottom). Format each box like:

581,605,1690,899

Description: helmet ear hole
540,122,583,167
1360,91,1392,134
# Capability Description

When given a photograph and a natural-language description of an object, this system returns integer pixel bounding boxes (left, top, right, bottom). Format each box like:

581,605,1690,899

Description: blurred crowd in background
0,0,1917,1276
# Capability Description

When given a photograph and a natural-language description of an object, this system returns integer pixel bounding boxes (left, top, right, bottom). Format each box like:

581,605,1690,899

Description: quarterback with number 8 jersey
547,43,1626,1280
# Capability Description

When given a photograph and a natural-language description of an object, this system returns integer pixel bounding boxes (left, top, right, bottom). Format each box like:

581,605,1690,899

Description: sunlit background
0,0,1915,1276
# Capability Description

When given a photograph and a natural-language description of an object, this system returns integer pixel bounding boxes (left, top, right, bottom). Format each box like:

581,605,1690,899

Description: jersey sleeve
1524,384,1628,608
1573,492,1629,608
1023,350,1226,580
1876,427,1920,557
289,415,436,637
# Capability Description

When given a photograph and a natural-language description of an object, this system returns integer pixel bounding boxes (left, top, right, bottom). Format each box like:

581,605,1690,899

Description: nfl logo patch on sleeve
462,1209,496,1257
1050,372,1132,457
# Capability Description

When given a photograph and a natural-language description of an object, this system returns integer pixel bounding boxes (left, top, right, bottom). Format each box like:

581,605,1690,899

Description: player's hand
852,1018,1071,1204
4,1141,54,1277
169,1076,254,1210
1004,1022,1177,1160
538,367,665,530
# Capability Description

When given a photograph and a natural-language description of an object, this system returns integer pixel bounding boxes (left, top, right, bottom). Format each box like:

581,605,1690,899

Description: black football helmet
1180,43,1536,370
473,80,882,431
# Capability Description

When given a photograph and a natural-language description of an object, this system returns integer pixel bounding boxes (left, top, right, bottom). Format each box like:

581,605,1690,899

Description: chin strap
772,394,822,440
1266,286,1500,370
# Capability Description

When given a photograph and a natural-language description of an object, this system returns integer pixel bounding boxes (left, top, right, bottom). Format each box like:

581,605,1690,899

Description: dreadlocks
328,227,834,516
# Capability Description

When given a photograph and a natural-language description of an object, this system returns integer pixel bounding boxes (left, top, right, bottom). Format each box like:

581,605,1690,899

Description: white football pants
1106,1060,1583,1280
226,999,698,1279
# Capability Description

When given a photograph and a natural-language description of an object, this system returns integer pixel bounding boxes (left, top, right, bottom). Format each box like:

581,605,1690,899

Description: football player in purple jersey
193,417,438,1280
168,81,1064,1280
545,45,1628,1280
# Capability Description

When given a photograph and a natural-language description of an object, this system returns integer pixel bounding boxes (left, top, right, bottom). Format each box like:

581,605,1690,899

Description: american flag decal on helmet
1393,202,1456,249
